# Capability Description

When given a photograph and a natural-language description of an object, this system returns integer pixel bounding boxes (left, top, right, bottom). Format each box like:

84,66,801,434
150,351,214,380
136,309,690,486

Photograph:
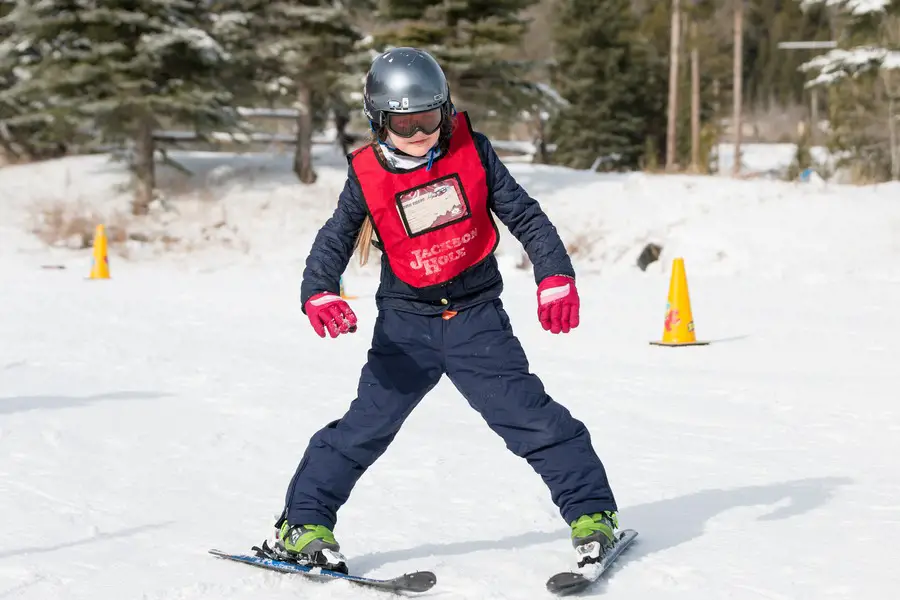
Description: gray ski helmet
363,47,450,128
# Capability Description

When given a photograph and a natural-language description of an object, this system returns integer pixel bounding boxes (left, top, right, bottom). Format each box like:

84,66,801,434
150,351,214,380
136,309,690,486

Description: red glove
537,275,580,334
304,292,358,338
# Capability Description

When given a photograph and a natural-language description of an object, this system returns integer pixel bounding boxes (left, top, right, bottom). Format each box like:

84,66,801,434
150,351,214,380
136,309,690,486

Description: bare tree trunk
690,20,700,173
880,19,899,180
0,122,23,164
889,93,898,181
332,97,352,156
810,87,819,146
294,80,317,184
712,77,721,172
0,124,12,165
132,116,156,215
732,0,744,177
0,141,12,166
534,110,549,164
713,78,720,115
666,0,681,171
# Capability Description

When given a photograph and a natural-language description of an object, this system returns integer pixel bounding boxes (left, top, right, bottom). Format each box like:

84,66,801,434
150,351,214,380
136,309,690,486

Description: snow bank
1,144,898,284
515,166,900,283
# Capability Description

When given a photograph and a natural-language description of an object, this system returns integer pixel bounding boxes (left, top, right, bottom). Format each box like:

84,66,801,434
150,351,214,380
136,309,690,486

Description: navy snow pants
282,299,616,529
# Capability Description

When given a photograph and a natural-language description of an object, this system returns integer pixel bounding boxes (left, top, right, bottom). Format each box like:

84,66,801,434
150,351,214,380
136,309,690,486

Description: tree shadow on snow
350,476,853,581
0,391,170,415
0,521,174,560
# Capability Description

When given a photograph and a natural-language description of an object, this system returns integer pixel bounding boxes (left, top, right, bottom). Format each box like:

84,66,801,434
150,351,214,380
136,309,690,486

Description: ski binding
546,528,638,595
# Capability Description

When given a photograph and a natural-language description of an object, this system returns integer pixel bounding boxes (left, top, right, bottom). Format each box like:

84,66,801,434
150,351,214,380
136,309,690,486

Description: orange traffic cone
650,258,708,346
89,224,110,279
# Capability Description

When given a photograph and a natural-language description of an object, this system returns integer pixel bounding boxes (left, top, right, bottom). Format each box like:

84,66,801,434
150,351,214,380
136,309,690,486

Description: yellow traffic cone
650,258,708,346
89,224,110,279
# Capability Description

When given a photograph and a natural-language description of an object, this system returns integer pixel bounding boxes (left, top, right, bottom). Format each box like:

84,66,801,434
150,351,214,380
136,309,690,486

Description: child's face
387,129,441,157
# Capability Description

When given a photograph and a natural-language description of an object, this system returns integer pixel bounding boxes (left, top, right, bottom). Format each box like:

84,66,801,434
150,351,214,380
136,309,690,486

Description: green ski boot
273,522,348,574
570,511,618,569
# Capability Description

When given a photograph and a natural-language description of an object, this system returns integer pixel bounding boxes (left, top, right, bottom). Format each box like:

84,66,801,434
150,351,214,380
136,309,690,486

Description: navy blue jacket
300,131,575,316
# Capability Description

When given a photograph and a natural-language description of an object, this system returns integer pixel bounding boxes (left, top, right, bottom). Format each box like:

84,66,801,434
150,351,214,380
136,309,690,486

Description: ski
208,548,437,594
546,529,638,596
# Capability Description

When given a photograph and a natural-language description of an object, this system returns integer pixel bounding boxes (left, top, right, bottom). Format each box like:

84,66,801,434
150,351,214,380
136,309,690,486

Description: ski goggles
385,108,443,138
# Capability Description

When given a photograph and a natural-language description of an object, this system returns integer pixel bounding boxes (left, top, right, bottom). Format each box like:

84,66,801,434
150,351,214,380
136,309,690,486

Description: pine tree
371,0,548,123
0,0,72,162
210,1,368,183
1,0,237,213
208,2,267,106
800,0,900,181
0,0,20,162
549,0,667,170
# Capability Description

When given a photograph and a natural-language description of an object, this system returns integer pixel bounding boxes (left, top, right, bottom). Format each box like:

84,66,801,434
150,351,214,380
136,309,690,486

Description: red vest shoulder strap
346,142,375,166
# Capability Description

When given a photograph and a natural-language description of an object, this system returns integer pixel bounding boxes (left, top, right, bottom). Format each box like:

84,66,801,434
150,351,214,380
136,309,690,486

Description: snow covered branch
802,46,900,85
139,27,226,63
799,0,891,15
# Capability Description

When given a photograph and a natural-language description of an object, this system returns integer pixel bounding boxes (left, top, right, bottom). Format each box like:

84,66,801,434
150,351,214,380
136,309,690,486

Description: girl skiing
265,47,620,575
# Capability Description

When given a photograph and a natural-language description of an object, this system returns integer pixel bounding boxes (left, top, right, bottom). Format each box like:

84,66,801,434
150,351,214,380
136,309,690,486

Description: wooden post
666,0,681,171
132,115,156,215
732,0,743,177
810,87,819,146
293,80,317,184
690,19,700,173
887,74,899,181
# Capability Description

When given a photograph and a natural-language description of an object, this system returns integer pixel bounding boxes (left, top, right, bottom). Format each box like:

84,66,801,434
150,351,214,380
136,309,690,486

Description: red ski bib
351,112,498,289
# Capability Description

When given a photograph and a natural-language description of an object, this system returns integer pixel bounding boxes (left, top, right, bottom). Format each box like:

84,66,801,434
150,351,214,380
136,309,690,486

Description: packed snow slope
1,144,899,599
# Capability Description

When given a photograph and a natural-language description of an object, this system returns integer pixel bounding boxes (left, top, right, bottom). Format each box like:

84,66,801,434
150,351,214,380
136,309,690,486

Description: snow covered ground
2,143,900,599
